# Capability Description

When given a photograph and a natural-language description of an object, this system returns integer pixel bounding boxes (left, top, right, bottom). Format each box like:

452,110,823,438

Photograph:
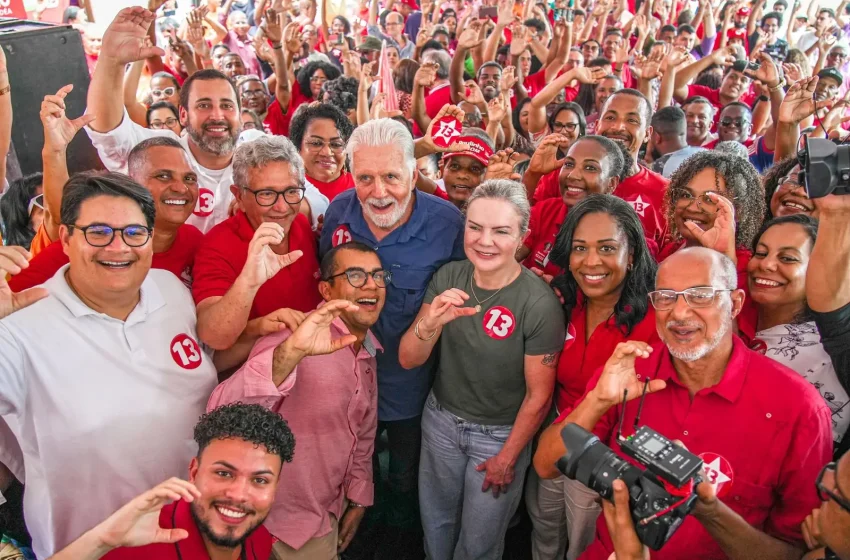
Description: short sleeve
304,181,330,230
319,199,344,258
191,235,241,305
522,290,566,356
85,110,174,173
424,262,452,305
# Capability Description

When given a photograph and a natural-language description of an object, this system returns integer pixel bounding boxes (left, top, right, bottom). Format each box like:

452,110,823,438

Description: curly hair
0,172,43,249
296,61,341,101
321,76,359,115
664,151,765,248
761,156,799,221
550,194,657,335
195,403,295,464
289,102,355,152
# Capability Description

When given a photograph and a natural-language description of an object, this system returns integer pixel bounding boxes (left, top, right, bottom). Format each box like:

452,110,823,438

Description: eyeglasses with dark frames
648,286,733,310
552,122,579,132
324,268,392,288
818,462,850,514
66,224,152,247
243,186,306,207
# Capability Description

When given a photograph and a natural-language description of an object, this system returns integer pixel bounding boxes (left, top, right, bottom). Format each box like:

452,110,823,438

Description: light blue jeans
419,391,531,560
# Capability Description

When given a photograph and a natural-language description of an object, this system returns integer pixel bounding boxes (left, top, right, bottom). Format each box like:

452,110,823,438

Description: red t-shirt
265,81,314,137
556,300,658,412
533,166,669,245
192,211,322,317
524,70,548,99
425,83,453,119
309,171,355,201
8,224,203,292
570,338,831,559
522,197,568,277
686,84,759,130
102,499,273,560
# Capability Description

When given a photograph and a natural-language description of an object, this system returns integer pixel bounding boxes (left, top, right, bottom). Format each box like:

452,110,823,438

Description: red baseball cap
442,136,494,166
736,6,751,16
398,0,419,9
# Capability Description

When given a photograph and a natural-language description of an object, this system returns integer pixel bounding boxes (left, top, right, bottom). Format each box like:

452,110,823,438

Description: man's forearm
675,56,713,93
808,209,850,312
412,83,430,133
696,503,806,560
88,57,127,133
41,147,70,241
197,277,259,350
271,340,305,386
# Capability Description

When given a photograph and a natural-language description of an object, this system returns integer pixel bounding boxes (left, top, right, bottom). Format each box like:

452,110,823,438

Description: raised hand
186,7,208,48
527,134,570,175
457,20,484,50
283,22,302,54
420,288,478,333
710,44,737,67
101,7,165,65
422,104,473,154
360,61,378,91
497,0,515,25
461,80,486,105
414,61,438,89
782,62,805,83
484,148,523,181
168,36,194,63
242,223,304,290
499,65,518,93
510,26,531,56
263,8,284,43
591,341,664,407
370,92,387,119
416,22,433,48
746,52,780,87
486,95,508,124
779,77,832,125
253,34,274,63
0,246,48,320
281,300,360,357
575,66,606,84
683,192,737,257
41,85,96,151
662,45,691,72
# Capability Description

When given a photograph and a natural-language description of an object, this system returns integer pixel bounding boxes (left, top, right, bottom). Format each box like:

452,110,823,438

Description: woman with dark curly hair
526,194,659,560
289,103,355,200
762,157,816,221
0,173,44,249
321,76,359,124
740,215,850,451
295,61,341,107
659,151,765,287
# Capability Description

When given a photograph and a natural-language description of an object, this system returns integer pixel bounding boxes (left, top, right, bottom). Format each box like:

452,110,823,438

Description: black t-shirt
748,32,789,61
812,300,850,457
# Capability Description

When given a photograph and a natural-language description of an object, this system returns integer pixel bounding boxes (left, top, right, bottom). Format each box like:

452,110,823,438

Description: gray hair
422,49,451,79
713,141,749,161
232,135,305,189
466,179,531,235
346,118,416,178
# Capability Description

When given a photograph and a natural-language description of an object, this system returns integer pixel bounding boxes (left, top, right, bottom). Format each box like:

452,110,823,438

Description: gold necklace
469,273,507,313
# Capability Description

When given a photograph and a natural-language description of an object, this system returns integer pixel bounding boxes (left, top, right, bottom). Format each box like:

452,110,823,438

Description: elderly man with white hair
320,118,465,553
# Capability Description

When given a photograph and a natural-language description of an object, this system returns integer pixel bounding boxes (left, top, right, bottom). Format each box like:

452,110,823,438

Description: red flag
378,40,399,112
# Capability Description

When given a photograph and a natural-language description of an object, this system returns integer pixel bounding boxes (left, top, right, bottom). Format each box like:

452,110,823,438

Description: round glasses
671,189,733,214
67,224,152,247
648,287,732,310
243,186,306,207
325,268,392,288
241,89,267,98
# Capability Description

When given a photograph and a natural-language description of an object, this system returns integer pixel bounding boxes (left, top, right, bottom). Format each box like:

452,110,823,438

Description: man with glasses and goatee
0,172,217,559
208,241,388,559
535,246,832,560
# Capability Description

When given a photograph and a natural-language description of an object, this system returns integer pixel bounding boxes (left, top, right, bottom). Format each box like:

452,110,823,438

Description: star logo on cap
628,195,650,217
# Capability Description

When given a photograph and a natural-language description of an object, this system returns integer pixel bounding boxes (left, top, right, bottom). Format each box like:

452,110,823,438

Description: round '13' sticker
699,452,734,498
170,334,203,370
482,306,516,340
194,187,215,217
332,225,353,247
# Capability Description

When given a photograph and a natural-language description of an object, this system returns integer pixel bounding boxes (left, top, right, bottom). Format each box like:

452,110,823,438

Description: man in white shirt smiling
0,172,217,559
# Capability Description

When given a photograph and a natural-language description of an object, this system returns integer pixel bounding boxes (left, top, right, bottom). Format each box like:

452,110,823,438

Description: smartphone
480,6,498,19
565,8,575,21
329,33,344,45
554,8,566,20
745,61,761,72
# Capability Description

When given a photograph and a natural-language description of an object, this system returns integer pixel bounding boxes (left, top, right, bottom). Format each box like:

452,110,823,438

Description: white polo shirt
0,266,217,559
85,111,329,233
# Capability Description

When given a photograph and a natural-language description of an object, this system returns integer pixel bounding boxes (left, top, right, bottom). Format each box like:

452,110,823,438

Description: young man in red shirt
535,248,832,559
10,137,203,292
193,135,323,353
50,403,295,560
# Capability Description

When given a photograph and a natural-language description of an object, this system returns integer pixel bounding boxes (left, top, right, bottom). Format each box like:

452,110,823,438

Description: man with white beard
319,118,464,554
533,247,832,559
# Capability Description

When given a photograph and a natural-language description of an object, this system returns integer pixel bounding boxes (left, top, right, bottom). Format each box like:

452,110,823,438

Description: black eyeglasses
66,224,152,247
817,462,850,514
552,122,579,132
325,268,392,288
648,286,732,310
243,187,305,207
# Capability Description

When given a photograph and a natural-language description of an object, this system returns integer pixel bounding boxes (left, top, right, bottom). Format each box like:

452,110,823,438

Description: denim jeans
419,392,531,560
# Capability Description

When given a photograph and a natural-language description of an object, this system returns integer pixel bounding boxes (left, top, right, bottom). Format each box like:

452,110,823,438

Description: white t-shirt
754,321,850,444
0,266,218,558
85,112,329,232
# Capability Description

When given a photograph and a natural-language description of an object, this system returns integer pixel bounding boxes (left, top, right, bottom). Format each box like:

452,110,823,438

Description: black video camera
556,423,703,550
797,135,850,198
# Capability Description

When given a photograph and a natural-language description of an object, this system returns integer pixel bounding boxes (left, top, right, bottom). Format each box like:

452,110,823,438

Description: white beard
363,190,413,229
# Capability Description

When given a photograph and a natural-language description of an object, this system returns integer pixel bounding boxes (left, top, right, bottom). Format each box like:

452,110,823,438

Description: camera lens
557,423,642,500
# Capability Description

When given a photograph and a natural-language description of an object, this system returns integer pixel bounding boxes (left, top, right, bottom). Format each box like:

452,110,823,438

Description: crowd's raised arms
2,1,850,559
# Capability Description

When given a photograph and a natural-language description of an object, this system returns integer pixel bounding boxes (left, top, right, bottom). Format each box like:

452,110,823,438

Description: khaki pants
270,514,340,560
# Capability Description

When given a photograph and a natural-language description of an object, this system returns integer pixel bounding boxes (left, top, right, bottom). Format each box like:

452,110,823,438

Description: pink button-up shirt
207,315,381,549
220,28,261,78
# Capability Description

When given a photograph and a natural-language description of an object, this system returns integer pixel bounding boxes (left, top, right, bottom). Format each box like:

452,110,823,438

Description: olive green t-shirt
425,260,566,425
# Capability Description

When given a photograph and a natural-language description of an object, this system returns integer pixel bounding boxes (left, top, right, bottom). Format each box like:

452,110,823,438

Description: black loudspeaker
0,19,102,182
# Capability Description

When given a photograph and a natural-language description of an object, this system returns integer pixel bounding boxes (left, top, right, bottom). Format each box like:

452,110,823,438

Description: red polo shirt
523,197,568,277
561,337,832,560
102,498,273,560
555,302,658,413
8,224,203,292
532,166,669,245
425,83,453,119
192,211,322,317
309,171,355,201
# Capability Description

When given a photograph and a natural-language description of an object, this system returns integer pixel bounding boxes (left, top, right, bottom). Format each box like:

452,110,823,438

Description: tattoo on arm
541,353,558,366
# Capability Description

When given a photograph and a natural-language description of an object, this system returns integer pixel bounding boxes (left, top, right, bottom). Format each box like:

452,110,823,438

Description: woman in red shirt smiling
289,103,355,201
526,194,659,560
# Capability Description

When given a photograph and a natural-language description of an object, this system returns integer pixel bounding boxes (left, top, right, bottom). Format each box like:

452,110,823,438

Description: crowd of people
2,0,850,559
